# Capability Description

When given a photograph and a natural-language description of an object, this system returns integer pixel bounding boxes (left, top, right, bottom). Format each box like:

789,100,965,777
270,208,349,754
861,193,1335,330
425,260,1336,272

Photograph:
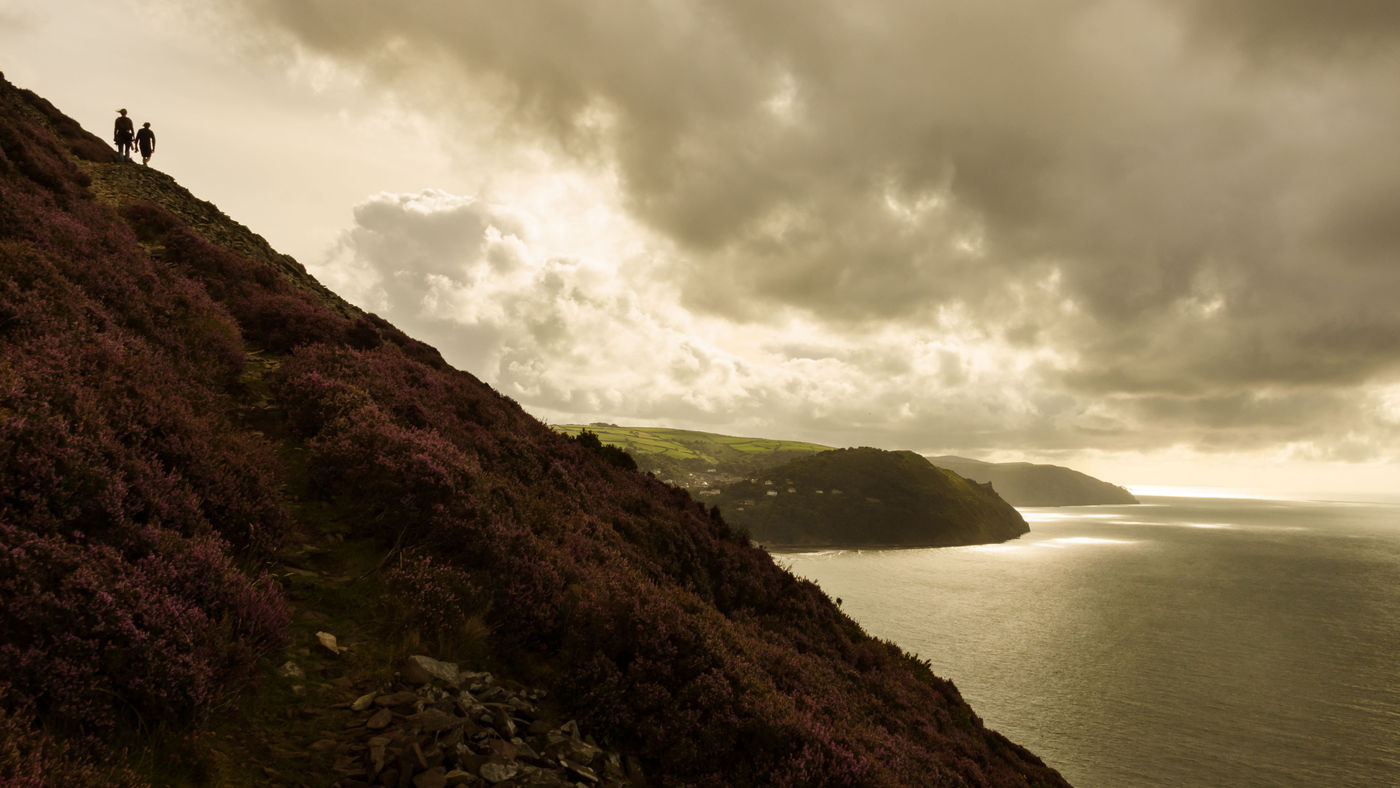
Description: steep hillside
0,74,1067,786
929,456,1139,507
552,424,831,486
713,449,1030,548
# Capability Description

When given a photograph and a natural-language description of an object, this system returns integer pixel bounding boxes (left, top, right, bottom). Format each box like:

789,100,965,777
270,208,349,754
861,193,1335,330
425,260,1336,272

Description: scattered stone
278,660,305,680
374,690,421,708
476,685,508,703
411,741,432,770
342,654,639,787
487,738,517,762
316,631,341,654
478,762,519,784
565,760,600,784
366,708,394,730
403,654,461,687
369,736,392,774
416,708,461,733
490,706,517,739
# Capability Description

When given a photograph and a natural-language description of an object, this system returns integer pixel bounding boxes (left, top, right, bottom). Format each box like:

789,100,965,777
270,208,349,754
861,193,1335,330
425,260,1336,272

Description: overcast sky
5,0,1399,494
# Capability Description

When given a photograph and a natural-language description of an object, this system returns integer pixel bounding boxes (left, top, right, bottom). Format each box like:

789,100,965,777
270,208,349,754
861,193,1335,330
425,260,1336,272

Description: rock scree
320,654,643,787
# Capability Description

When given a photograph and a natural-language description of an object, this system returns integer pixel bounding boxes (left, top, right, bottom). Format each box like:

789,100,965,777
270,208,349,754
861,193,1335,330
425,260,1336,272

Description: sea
778,493,1400,788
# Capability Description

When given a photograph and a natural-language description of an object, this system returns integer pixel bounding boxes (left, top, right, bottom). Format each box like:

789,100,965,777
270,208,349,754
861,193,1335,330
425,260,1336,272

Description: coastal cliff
930,456,1139,507
714,448,1030,548
0,74,1068,786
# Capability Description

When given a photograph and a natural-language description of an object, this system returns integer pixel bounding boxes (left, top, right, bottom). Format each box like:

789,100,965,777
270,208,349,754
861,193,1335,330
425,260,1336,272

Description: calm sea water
779,495,1400,787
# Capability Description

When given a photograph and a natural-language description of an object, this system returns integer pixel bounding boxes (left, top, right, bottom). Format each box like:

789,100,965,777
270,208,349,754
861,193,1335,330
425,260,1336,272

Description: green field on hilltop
552,424,832,483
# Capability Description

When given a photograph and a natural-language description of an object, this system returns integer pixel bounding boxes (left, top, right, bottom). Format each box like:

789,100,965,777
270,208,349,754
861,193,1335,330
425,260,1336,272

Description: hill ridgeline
712,448,1030,548
930,456,1139,507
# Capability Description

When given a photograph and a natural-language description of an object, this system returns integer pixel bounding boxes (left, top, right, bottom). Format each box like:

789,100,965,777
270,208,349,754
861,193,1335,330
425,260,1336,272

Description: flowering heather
0,695,140,788
0,525,288,732
270,337,1064,784
383,551,487,650
1,75,291,756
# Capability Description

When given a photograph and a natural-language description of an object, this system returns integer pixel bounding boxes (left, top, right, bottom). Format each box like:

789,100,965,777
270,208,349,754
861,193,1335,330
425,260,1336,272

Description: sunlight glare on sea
780,495,1400,787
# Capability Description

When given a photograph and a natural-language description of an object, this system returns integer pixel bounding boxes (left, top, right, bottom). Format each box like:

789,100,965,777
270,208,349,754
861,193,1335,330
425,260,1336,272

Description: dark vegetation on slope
0,74,1067,786
713,449,1030,548
929,457,1139,507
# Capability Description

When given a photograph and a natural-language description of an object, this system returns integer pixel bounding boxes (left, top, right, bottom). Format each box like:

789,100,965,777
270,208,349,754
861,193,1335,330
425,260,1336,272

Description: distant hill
929,456,1139,506
713,448,1030,548
553,425,1136,508
553,423,831,484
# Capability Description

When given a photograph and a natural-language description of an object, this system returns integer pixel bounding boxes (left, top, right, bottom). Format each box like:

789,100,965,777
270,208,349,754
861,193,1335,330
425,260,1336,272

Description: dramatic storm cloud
224,0,1400,469
320,189,1068,452
9,0,1397,488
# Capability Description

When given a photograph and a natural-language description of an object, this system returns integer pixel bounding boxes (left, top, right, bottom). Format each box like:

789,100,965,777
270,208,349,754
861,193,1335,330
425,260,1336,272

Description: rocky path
282,653,643,788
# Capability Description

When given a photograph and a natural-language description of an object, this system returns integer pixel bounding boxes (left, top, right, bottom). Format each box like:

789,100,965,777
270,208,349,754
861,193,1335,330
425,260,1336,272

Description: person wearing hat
113,108,135,161
136,122,156,166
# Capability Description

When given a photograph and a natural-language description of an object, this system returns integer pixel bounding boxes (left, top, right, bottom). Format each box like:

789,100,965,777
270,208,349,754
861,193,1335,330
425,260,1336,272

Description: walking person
114,108,134,161
136,122,156,166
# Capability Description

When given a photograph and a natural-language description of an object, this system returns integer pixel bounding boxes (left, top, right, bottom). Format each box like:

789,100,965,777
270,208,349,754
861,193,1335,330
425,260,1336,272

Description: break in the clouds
226,0,1399,466
315,189,1074,452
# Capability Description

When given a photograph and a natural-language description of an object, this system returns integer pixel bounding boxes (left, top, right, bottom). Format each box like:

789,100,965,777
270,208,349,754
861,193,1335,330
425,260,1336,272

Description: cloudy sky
6,0,1399,494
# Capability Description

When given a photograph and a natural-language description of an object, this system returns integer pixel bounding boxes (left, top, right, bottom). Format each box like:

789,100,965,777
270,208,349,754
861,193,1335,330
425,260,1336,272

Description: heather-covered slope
0,74,1068,786
712,448,1030,548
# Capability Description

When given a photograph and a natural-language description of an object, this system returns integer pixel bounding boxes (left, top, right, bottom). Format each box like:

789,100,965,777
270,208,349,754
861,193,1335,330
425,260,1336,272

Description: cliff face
930,456,1139,507
0,74,1068,786
714,448,1030,548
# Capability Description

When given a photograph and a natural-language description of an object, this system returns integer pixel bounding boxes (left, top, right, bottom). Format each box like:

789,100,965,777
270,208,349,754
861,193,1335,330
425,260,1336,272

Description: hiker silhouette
113,108,134,162
136,122,156,166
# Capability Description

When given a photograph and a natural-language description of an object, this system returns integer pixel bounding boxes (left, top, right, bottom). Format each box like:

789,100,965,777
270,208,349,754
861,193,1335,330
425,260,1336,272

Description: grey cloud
1174,0,1400,59
235,0,1400,461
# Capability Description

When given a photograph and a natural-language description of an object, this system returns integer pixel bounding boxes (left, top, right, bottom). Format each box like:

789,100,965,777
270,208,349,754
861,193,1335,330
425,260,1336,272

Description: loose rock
316,630,341,655
340,653,642,787
366,708,394,730
403,654,461,687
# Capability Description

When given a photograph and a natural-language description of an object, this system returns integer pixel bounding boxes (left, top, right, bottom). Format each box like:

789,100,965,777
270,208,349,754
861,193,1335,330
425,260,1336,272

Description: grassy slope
553,424,832,482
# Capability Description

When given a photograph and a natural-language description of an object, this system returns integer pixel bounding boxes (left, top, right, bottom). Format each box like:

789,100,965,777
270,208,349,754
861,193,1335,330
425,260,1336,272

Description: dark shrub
383,550,489,653
0,525,289,734
0,697,140,787
307,402,478,540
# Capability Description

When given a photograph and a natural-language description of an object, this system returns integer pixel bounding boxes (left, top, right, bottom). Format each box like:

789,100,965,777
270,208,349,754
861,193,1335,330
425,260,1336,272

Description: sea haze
781,495,1400,787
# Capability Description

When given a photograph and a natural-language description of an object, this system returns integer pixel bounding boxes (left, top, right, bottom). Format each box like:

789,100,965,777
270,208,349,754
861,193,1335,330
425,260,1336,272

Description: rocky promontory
929,456,1139,507
713,447,1030,548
